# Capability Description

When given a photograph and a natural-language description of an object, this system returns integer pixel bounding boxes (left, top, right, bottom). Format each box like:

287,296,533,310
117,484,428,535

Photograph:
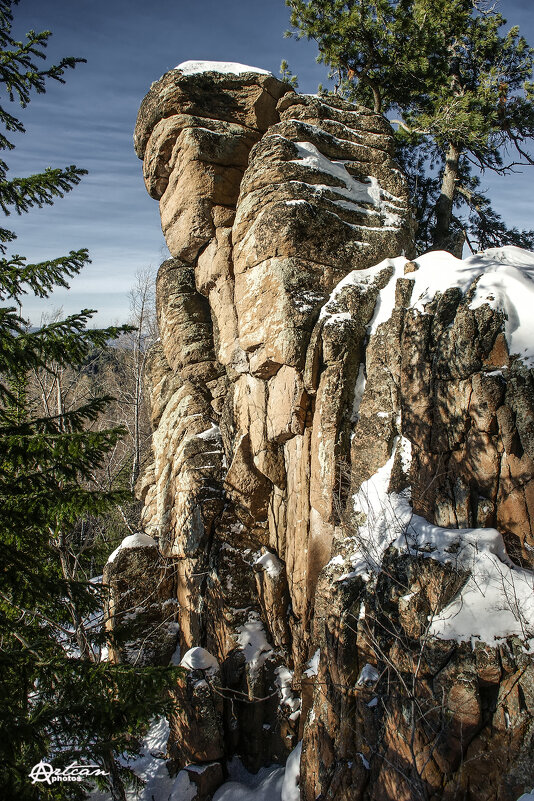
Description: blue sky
7,0,534,325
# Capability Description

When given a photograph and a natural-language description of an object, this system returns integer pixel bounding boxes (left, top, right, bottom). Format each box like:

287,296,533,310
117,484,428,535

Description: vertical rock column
133,65,292,654
133,64,414,777
230,92,413,667
134,64,302,771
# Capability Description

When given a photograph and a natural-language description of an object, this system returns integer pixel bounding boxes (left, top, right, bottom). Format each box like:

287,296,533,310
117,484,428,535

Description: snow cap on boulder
180,647,219,672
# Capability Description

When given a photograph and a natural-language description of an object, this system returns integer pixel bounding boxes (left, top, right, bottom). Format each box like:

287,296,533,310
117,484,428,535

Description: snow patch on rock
339,423,534,646
176,60,271,76
357,663,379,686
212,759,284,801
195,421,222,441
255,550,284,578
107,532,157,564
322,246,534,366
236,613,274,675
340,441,413,581
291,140,403,229
180,646,219,672
304,649,320,678
275,665,301,719
395,517,534,646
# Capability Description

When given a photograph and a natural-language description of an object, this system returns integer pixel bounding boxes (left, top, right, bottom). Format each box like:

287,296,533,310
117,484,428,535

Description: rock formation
105,60,534,800
103,532,178,666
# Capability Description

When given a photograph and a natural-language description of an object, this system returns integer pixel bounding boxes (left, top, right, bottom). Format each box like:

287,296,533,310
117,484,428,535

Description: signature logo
29,759,109,785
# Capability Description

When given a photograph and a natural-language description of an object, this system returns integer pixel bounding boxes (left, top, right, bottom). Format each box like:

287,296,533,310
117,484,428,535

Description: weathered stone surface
168,658,225,767
196,226,248,371
267,365,308,442
281,429,312,643
298,253,534,800
134,67,291,261
232,94,413,376
115,66,534,800
156,257,221,380
103,537,178,666
183,762,223,801
254,550,292,651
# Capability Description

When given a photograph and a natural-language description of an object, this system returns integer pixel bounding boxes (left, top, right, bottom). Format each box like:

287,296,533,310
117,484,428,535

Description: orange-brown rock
232,94,413,377
110,63,534,799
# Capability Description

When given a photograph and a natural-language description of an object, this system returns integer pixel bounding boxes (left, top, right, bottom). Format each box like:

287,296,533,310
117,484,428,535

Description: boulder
103,533,178,665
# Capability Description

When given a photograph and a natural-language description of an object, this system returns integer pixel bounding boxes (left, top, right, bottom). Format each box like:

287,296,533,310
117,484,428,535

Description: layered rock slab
233,92,413,376
130,60,413,783
134,64,289,260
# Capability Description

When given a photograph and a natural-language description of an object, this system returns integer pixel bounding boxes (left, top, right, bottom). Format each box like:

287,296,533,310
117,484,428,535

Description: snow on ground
175,60,271,76
281,742,302,801
212,764,284,801
321,246,534,364
107,532,157,564
212,743,302,801
91,725,302,801
90,718,196,801
517,791,534,801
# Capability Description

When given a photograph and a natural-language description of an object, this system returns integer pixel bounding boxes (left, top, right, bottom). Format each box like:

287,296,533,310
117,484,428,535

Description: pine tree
285,0,421,111
0,3,178,798
286,0,534,254
280,59,299,88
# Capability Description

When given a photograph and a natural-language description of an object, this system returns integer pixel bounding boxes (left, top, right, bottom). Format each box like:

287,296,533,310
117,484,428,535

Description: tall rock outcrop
299,249,534,801
109,60,534,799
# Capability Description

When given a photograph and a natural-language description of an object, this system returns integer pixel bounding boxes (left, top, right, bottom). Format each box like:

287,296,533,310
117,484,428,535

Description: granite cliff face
105,61,534,800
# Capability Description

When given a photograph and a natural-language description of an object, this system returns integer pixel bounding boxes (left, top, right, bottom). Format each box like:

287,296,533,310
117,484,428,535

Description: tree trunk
102,749,127,801
57,532,94,661
371,84,381,113
432,142,461,252
130,295,145,493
